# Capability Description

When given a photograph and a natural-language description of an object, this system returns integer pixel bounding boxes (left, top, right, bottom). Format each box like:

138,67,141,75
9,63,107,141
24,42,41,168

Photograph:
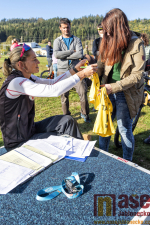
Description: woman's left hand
99,84,112,95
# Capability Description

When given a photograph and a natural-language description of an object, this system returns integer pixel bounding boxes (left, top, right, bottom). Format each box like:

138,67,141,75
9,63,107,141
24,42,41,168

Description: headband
20,43,31,59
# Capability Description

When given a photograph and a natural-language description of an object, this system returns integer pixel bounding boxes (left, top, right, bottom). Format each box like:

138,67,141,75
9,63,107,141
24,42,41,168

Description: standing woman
98,8,145,161
0,44,97,151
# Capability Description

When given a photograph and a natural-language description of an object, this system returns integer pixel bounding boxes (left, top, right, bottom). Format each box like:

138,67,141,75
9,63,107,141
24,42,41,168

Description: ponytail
3,58,13,77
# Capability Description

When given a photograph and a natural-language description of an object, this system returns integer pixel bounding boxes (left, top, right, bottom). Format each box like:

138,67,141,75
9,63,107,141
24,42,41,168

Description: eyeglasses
97,27,103,31
20,43,31,59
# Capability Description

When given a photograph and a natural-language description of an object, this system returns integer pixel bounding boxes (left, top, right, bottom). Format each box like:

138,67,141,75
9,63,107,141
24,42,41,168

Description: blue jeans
99,91,135,161
53,63,57,78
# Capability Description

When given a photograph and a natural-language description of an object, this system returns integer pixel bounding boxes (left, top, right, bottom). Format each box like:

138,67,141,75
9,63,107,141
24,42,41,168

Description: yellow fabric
85,61,115,137
84,60,89,67
89,72,100,110
93,87,115,137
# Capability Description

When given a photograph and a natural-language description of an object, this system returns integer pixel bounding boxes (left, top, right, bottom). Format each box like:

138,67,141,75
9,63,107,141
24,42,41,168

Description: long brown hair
99,8,131,66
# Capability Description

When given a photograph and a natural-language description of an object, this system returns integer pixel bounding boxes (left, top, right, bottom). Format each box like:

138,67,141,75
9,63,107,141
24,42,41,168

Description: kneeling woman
0,44,97,151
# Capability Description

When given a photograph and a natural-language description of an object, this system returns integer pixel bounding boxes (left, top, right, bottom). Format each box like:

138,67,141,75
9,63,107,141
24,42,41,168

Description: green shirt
108,51,125,83
111,61,122,82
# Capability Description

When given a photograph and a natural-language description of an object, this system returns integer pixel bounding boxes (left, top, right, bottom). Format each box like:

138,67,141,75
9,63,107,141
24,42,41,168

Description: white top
6,71,80,99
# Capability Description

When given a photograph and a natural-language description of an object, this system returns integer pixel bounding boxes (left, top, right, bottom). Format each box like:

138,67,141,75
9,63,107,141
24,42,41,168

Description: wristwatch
72,66,78,73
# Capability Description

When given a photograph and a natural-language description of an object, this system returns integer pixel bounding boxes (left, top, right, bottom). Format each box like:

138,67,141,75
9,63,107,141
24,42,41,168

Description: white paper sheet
0,159,33,194
82,141,97,157
15,147,53,168
24,139,66,158
64,139,89,157
46,136,69,150
40,136,96,158
23,144,58,161
0,150,44,172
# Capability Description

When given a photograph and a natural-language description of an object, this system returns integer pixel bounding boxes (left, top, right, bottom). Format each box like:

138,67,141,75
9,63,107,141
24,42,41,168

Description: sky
0,0,150,21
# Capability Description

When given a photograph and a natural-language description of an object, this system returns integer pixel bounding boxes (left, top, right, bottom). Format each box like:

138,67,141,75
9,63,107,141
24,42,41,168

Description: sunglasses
97,27,103,31
20,43,31,59
97,27,103,30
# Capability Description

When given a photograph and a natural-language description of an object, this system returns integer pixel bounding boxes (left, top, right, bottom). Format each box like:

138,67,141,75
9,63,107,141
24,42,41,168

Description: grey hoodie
53,35,83,72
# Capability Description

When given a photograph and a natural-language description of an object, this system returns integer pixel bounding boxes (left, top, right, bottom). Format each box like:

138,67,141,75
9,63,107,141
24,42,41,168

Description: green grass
0,56,150,170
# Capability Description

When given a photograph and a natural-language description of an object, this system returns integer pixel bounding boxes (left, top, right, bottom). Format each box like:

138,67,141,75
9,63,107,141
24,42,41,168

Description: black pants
6,115,83,151
34,115,83,140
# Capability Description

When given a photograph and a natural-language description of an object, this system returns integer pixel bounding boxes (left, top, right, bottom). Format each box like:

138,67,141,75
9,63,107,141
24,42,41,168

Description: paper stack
46,135,96,162
0,136,96,194
22,135,96,162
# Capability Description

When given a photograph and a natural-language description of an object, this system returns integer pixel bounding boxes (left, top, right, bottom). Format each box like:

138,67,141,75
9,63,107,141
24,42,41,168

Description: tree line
0,16,150,44
0,15,103,43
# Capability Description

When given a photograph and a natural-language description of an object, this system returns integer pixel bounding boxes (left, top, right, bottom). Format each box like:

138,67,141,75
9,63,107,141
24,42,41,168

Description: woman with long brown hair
98,8,145,161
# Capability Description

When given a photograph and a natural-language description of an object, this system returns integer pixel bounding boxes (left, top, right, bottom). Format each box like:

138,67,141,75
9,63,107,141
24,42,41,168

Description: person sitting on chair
0,44,97,151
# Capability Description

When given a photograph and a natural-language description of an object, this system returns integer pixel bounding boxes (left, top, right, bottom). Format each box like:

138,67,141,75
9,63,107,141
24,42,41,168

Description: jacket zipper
17,114,22,139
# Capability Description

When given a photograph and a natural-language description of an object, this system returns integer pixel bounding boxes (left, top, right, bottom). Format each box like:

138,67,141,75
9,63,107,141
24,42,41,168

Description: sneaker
144,136,150,144
93,107,97,112
81,113,91,122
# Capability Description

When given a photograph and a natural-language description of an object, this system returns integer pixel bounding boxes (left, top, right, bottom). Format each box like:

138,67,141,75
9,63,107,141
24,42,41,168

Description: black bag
145,58,150,71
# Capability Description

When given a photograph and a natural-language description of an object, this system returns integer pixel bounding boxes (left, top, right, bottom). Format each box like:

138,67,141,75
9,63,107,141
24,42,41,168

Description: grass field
0,55,150,169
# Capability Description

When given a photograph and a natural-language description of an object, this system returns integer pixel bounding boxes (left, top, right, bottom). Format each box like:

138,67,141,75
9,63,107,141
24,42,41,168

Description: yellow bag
93,87,115,137
89,72,100,110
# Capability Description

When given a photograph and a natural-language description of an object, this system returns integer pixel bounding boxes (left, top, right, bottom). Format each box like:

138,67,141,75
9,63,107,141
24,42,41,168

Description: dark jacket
46,45,53,58
146,57,150,71
92,37,102,57
0,70,36,149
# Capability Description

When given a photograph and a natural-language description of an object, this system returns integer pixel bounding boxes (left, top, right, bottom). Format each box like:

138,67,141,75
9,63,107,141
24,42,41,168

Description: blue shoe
144,136,150,144
81,113,91,122
93,107,97,112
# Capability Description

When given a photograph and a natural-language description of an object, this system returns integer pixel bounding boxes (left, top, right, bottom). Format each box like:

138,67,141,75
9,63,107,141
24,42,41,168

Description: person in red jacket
10,38,19,51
